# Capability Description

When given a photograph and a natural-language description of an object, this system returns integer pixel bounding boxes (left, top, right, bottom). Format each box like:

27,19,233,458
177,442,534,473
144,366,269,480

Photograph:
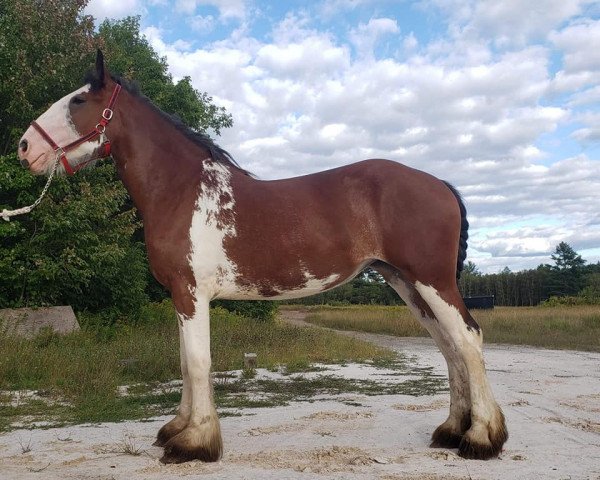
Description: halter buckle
54,147,66,159
102,108,113,121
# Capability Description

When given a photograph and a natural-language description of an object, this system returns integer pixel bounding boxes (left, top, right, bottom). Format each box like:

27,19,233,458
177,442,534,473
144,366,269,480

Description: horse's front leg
160,294,222,464
154,322,192,446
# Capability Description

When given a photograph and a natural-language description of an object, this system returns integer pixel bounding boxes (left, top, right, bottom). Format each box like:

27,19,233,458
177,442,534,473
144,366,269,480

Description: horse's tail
443,181,469,280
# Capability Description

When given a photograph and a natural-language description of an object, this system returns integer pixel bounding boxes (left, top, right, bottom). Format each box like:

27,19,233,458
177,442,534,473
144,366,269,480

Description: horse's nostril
19,139,28,152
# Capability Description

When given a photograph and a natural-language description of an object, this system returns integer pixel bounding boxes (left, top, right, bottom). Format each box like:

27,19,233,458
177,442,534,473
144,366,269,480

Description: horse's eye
71,96,86,105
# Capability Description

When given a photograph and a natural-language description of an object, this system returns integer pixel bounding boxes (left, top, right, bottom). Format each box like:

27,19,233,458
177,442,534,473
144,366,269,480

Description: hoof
458,436,499,459
458,410,508,460
154,416,188,447
430,426,462,449
160,415,223,464
431,414,471,449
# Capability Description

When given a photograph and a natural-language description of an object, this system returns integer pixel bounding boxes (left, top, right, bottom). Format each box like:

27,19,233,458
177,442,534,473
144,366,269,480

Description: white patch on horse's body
187,162,342,301
187,161,238,299
218,271,342,301
21,85,105,174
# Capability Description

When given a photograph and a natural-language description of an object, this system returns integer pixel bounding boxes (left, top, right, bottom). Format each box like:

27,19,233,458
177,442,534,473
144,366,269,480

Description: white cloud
176,0,246,20
139,3,600,272
84,0,145,22
189,14,216,33
423,0,593,46
550,19,600,73
349,17,400,59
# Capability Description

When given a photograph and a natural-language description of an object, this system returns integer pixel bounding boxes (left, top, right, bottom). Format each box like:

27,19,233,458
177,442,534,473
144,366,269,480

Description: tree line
294,242,600,307
458,242,600,306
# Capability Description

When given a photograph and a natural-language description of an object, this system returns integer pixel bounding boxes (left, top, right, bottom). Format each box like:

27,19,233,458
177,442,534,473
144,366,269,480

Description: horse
17,50,508,464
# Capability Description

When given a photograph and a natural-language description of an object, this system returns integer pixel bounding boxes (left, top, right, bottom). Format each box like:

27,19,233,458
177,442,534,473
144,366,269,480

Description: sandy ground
1,312,600,480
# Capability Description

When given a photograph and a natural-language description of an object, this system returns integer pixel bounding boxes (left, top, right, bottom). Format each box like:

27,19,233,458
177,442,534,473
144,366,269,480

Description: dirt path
1,310,599,480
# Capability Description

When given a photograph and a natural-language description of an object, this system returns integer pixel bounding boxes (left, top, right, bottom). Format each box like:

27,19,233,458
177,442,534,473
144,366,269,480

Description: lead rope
1,152,61,221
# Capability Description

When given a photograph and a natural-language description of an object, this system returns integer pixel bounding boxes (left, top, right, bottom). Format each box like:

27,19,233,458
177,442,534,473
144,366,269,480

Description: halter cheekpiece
30,83,122,175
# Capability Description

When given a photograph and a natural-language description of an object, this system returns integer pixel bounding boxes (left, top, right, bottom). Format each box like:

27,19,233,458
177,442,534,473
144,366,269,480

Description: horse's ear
85,49,109,91
95,49,106,84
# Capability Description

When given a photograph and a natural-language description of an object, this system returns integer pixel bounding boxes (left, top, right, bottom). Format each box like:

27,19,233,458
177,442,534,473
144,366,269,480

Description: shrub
0,155,147,321
212,300,278,322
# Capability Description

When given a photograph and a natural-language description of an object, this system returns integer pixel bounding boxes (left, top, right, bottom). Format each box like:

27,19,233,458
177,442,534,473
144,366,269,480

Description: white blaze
24,84,105,174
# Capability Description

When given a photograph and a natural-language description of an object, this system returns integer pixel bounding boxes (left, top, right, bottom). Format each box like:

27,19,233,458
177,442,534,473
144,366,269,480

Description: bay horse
17,51,507,463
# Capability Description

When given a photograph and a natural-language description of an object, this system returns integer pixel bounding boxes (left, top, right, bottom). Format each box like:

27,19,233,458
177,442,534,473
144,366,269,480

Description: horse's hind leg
374,262,508,459
374,263,472,447
416,281,507,458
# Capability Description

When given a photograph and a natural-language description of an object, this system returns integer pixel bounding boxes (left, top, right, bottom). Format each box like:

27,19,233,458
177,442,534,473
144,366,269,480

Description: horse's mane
84,71,251,176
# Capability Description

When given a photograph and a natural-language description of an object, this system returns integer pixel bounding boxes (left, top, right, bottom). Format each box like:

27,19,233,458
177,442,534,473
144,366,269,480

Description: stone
0,306,80,338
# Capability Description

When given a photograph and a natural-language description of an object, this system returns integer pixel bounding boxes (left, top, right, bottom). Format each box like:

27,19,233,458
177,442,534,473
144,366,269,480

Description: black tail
443,181,469,280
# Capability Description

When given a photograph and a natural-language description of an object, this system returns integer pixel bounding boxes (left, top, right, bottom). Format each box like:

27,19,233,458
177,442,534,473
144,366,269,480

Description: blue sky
86,0,600,273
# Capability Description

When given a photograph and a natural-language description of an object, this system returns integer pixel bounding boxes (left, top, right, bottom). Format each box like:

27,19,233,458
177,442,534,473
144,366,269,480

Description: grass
301,304,600,352
0,301,393,431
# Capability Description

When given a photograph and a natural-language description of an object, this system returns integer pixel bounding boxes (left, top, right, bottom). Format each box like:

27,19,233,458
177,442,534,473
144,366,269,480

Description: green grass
301,304,600,352
0,301,393,431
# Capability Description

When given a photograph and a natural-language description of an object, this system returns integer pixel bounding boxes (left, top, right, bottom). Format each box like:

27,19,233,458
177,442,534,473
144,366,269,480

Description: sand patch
560,393,600,413
380,475,469,480
138,459,223,476
543,416,600,433
241,409,374,437
302,410,373,421
231,445,381,473
392,399,448,412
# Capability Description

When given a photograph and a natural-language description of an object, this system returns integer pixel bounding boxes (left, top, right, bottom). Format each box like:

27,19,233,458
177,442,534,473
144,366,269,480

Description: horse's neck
110,95,215,220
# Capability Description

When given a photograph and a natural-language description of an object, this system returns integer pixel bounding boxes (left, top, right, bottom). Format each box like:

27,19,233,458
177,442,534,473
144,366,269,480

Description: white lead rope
1,153,61,221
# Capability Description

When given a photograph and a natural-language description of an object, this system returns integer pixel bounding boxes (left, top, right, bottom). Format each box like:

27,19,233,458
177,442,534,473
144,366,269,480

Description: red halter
30,83,122,176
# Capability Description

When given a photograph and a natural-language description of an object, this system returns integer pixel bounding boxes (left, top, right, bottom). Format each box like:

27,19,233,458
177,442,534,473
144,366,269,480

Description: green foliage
0,0,96,155
0,10,239,320
212,300,278,322
551,241,586,271
291,270,403,306
459,244,597,306
0,155,147,319
98,16,232,134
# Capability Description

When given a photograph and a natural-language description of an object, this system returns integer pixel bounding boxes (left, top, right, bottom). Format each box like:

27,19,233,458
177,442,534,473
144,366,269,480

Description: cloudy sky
85,0,600,273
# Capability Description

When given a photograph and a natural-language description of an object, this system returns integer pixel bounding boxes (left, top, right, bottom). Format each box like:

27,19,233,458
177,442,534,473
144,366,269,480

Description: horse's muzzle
20,158,29,168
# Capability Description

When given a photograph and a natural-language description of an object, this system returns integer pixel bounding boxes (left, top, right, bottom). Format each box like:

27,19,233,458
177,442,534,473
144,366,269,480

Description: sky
84,0,600,273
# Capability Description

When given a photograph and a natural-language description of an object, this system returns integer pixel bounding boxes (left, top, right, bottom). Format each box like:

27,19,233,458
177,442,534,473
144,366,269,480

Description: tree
544,242,586,298
551,242,586,271
463,261,481,275
98,16,232,134
0,0,96,155
0,156,147,319
0,9,237,321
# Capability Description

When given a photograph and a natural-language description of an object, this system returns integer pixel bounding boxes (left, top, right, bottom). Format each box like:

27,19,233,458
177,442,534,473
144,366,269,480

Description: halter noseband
30,83,122,176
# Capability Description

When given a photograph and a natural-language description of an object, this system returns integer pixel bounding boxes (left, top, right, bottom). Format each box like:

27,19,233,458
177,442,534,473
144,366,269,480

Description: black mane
83,70,250,176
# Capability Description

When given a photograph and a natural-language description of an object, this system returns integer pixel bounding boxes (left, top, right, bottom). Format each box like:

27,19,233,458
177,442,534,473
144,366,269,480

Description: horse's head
18,50,121,176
